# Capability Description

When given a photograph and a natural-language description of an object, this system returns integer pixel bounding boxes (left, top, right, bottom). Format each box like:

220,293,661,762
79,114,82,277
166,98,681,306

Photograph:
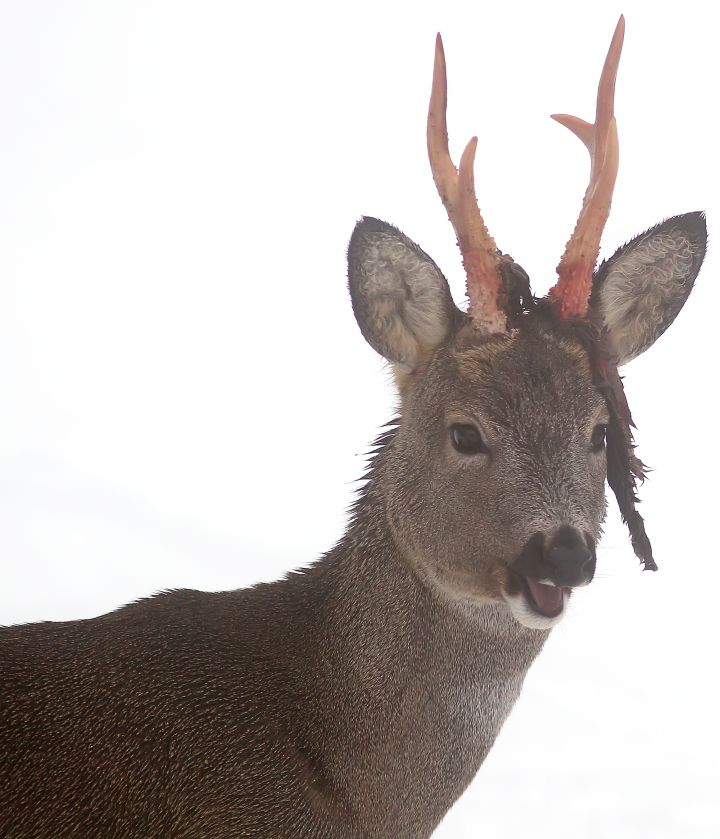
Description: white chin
503,590,568,630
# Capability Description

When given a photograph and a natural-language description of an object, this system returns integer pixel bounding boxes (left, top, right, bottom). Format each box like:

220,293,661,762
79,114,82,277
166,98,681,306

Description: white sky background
1,1,718,836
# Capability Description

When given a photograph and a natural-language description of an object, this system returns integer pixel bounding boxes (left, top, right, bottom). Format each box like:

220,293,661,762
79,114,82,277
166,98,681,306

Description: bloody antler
549,16,625,319
427,34,506,333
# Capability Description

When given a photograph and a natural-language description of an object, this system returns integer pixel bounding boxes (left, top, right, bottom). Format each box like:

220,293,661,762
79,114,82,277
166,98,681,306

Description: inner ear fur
590,211,707,365
348,217,461,371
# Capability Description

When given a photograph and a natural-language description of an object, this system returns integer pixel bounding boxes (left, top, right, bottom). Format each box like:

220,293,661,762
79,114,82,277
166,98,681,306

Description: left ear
590,212,707,365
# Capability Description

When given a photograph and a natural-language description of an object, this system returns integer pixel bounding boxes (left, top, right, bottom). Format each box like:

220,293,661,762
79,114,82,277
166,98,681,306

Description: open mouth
519,575,569,619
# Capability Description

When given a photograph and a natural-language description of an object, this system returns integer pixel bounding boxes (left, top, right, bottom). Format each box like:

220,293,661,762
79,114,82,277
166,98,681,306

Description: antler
427,34,506,333
549,16,625,319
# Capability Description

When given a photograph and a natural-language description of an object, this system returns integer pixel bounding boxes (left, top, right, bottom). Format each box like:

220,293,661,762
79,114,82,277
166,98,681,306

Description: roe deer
0,16,707,839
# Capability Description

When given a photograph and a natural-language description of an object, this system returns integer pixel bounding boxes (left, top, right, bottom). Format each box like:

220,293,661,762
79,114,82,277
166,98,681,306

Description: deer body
0,19,707,839
1,452,546,839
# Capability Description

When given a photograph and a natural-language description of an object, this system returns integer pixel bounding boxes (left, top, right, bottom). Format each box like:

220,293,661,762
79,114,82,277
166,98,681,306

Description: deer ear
348,217,460,370
590,212,707,365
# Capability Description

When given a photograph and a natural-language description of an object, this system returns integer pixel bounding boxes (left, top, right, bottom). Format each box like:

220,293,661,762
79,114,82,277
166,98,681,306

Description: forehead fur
433,325,605,430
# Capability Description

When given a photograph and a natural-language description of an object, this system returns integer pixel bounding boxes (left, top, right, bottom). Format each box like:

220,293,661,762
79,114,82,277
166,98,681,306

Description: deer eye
591,424,607,453
450,424,489,456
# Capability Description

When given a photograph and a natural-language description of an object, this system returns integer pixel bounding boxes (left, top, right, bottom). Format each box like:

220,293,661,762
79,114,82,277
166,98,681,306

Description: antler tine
549,15,625,319
427,34,506,333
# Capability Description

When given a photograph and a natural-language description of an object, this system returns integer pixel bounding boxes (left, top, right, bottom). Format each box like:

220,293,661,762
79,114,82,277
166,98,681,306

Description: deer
0,16,706,839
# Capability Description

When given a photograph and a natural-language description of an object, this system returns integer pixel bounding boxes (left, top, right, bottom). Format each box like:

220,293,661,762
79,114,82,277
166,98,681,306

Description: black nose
513,526,596,588
544,544,593,587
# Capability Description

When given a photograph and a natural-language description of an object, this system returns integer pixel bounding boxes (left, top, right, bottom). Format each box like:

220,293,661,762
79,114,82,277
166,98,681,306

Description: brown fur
0,322,602,838
0,212,706,837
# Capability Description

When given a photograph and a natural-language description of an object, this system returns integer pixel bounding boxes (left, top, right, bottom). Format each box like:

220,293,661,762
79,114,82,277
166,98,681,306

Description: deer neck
321,508,548,728
306,455,549,834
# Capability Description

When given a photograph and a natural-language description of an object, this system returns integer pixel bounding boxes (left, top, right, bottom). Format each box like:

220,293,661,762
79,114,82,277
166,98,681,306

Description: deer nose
513,526,596,588
543,527,595,587
544,544,593,587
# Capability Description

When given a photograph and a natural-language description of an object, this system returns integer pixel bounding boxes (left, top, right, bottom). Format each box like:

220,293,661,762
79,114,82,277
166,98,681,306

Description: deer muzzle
511,527,597,618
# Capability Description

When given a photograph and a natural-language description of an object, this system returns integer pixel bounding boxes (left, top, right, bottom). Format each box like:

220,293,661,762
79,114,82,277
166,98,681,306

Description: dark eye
450,423,489,455
591,424,607,453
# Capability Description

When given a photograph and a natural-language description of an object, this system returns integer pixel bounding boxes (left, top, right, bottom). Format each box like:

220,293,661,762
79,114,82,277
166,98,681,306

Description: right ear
348,217,461,371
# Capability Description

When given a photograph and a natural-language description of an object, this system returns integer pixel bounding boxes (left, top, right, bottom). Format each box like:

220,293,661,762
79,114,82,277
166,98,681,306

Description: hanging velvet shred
589,343,656,571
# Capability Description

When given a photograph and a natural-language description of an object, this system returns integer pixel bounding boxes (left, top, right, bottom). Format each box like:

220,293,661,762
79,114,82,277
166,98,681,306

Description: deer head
347,18,706,630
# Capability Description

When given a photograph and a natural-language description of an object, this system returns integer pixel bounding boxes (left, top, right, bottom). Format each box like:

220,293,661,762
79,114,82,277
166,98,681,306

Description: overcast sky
1,1,718,836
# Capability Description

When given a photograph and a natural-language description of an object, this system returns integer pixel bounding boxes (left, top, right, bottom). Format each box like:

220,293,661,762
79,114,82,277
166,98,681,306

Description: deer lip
521,576,567,618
